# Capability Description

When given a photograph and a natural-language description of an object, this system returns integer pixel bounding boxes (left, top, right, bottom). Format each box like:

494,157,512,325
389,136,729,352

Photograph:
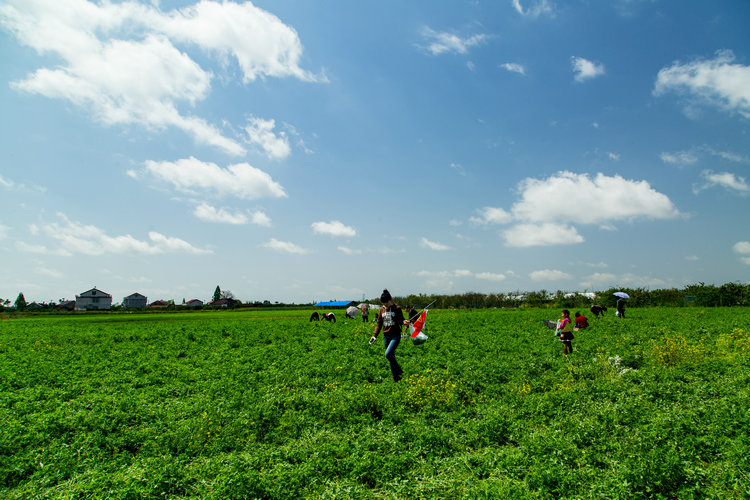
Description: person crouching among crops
559,309,574,355
369,289,408,382
574,311,588,330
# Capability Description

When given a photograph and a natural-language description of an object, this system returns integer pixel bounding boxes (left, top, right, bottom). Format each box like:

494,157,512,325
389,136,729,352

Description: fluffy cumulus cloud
311,221,356,238
695,170,749,195
264,238,308,255
419,27,487,56
28,213,211,256
244,117,291,160
654,49,750,119
571,56,605,82
420,237,451,251
734,241,750,265
136,157,286,200
530,269,571,281
475,272,506,281
0,0,323,154
503,223,584,248
471,207,513,225
473,171,678,247
513,172,679,224
193,203,271,226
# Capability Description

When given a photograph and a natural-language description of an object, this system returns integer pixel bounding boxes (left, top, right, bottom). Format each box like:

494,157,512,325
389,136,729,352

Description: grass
1,307,749,498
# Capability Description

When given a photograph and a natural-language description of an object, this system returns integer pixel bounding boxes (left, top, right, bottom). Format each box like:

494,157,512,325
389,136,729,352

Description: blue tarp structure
314,300,356,308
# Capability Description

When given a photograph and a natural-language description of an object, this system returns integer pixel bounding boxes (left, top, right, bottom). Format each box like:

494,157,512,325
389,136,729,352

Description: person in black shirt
369,289,407,381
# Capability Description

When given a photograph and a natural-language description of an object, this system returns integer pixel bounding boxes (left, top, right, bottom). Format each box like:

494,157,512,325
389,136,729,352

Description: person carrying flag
369,289,408,382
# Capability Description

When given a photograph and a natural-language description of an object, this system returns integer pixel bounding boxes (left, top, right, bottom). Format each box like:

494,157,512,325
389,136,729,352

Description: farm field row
1,307,749,498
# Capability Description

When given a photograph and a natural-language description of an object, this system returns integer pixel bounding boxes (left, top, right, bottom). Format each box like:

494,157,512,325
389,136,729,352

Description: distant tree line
2,282,748,313
390,282,750,310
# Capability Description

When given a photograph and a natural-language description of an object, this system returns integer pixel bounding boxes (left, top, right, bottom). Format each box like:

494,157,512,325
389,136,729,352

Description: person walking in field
369,289,408,382
558,309,574,355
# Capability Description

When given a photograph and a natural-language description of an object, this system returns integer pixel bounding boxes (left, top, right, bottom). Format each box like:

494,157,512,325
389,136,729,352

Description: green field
1,308,749,498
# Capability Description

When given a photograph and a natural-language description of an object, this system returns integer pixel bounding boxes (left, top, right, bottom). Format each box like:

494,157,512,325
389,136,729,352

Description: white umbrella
613,292,630,299
346,306,359,317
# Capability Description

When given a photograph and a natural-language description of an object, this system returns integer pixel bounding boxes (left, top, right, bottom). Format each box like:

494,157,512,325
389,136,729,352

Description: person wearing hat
369,289,408,382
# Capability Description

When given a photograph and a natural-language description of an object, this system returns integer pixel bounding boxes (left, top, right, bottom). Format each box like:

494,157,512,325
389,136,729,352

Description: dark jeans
562,340,573,355
383,334,403,381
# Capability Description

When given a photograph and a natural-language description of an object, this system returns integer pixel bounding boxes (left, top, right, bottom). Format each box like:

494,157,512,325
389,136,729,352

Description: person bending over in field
558,309,574,356
590,305,607,318
322,312,336,323
369,289,409,382
310,311,320,322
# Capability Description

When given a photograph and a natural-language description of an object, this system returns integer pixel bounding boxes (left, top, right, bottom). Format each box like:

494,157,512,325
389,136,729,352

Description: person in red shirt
574,311,588,330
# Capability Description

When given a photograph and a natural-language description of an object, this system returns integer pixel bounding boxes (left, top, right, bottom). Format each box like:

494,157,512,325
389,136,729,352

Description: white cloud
685,255,698,261
654,49,750,119
504,223,584,247
608,152,620,161
660,150,699,166
419,27,487,56
450,163,467,176
571,56,605,82
470,206,513,225
0,224,9,239
420,237,451,251
250,211,272,227
734,241,750,264
141,157,287,200
312,220,356,238
695,170,749,195
475,272,506,281
511,171,679,225
337,246,361,255
512,0,555,18
244,116,291,160
0,175,14,188
35,266,63,278
1,0,323,155
33,213,211,255
578,272,617,288
473,171,678,247
500,63,526,75
734,241,750,254
530,269,571,281
264,238,308,255
194,203,248,225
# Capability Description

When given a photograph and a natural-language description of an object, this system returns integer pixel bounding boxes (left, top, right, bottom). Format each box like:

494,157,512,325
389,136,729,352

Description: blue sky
1,0,749,305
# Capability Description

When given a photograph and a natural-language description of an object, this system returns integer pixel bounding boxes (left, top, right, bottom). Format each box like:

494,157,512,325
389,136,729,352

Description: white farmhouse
123,293,148,308
75,287,112,311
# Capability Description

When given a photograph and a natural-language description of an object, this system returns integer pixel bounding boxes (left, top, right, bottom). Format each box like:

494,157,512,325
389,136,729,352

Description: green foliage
1,308,749,498
13,293,26,311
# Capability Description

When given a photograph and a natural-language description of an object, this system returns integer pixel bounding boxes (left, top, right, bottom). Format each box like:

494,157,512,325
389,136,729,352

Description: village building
186,299,204,308
123,293,148,308
75,287,112,311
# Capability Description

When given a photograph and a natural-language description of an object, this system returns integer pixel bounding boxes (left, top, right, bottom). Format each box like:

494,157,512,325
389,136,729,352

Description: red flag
410,310,426,338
